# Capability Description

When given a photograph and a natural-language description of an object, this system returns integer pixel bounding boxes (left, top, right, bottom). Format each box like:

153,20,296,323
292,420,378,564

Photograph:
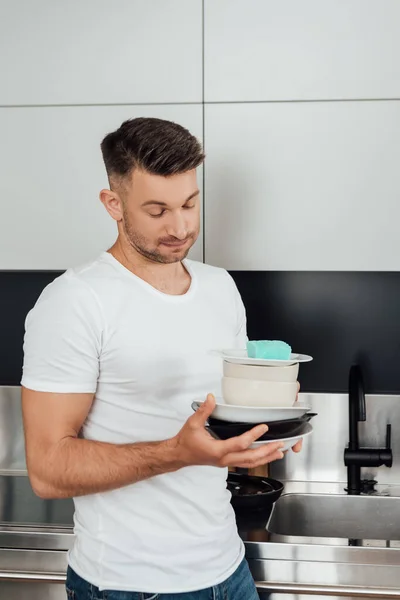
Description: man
21,117,300,600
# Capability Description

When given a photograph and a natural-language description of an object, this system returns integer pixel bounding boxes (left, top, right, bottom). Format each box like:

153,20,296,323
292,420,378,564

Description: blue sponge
246,340,292,360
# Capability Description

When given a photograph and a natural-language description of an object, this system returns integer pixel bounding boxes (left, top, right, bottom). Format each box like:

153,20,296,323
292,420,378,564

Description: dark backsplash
2,270,400,393
0,271,63,385
230,271,400,394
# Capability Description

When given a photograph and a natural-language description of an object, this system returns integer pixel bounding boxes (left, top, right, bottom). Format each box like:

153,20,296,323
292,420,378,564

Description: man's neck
107,241,191,296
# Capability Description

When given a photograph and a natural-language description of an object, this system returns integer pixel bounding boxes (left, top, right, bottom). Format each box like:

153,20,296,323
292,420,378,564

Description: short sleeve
224,271,248,348
234,287,248,348
21,273,103,393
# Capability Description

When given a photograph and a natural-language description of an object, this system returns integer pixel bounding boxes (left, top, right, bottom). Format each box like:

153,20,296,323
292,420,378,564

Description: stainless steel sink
267,493,400,541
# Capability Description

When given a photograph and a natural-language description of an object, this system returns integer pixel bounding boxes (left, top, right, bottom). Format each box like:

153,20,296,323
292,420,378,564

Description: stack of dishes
193,341,316,450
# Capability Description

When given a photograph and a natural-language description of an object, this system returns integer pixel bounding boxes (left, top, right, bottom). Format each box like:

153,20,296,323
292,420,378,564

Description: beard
122,211,198,264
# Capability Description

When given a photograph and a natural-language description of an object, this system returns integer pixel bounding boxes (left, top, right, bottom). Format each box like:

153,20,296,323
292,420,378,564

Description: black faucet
344,364,393,495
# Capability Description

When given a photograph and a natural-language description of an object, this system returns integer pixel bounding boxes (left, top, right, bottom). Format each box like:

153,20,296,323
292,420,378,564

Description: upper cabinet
0,105,203,269
0,0,202,105
204,101,400,271
204,0,400,102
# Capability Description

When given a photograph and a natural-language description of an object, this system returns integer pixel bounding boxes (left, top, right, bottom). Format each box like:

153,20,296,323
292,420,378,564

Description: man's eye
149,210,165,218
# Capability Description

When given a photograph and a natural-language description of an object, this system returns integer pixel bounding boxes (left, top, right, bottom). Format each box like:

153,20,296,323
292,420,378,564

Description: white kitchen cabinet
204,0,400,102
0,105,203,269
204,101,400,271
0,0,202,105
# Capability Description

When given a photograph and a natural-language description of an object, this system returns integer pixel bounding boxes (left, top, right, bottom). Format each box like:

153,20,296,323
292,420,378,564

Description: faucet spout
348,364,366,454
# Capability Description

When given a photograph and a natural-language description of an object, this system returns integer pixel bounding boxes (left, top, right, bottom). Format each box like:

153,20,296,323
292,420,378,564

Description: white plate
250,423,313,450
210,349,313,367
191,399,311,423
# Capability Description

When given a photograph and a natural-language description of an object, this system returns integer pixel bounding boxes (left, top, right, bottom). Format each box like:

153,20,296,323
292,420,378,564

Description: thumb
191,393,216,426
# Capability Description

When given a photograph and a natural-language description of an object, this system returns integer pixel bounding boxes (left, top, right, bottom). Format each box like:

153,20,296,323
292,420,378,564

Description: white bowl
222,376,298,407
223,360,299,382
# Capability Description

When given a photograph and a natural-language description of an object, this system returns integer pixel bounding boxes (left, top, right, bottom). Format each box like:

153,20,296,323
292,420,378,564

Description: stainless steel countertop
0,475,72,528
2,475,400,556
2,475,400,596
0,474,73,552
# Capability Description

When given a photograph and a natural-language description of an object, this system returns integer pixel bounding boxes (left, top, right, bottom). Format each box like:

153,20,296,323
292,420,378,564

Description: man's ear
100,188,123,222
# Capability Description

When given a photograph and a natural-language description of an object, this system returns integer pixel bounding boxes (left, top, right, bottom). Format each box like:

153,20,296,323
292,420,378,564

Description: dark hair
100,117,204,183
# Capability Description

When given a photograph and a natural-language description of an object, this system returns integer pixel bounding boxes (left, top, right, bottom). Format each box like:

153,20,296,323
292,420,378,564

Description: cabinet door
204,0,400,102
0,0,202,105
0,105,203,269
204,101,400,271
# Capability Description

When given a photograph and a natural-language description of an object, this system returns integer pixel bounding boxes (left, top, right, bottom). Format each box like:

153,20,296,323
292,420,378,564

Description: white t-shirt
21,252,248,594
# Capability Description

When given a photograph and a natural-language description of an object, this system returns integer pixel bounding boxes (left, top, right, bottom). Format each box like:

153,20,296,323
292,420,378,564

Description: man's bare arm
22,389,285,499
21,388,183,498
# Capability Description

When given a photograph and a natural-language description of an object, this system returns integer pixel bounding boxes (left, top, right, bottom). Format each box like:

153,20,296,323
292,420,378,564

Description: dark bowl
207,412,317,441
234,506,274,531
227,472,284,512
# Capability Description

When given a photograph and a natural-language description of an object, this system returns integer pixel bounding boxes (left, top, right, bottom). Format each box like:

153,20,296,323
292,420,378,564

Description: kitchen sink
267,493,400,541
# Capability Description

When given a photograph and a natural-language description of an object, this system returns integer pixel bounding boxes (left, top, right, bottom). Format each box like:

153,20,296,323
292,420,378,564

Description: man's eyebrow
141,190,200,208
141,200,168,207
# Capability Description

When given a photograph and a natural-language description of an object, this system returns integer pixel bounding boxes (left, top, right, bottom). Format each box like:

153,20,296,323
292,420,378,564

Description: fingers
292,438,303,453
220,423,269,454
233,448,285,469
221,440,285,468
190,393,216,426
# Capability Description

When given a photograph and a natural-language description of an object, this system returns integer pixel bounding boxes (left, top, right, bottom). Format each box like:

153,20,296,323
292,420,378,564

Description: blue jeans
65,557,259,599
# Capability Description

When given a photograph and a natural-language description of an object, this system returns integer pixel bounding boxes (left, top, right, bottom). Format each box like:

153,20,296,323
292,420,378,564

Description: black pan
227,472,284,512
207,412,317,441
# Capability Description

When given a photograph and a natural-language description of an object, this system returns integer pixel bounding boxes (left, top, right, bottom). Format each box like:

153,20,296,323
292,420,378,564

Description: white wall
204,101,400,271
204,0,400,270
204,0,400,102
0,0,203,269
0,105,203,270
1,0,399,271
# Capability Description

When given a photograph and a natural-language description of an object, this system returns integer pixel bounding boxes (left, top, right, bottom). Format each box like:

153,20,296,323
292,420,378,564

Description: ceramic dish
191,399,311,423
249,423,313,450
223,360,299,382
211,349,313,367
222,376,298,407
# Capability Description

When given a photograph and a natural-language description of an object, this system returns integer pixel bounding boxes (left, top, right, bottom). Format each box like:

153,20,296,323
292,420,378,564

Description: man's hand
292,439,303,453
172,394,285,470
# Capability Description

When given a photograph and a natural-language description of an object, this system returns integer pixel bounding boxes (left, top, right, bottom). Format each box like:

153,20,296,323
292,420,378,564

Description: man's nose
166,212,188,239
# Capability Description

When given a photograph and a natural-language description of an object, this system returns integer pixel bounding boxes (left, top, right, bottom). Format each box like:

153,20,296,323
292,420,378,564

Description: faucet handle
386,423,392,450
379,423,393,468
